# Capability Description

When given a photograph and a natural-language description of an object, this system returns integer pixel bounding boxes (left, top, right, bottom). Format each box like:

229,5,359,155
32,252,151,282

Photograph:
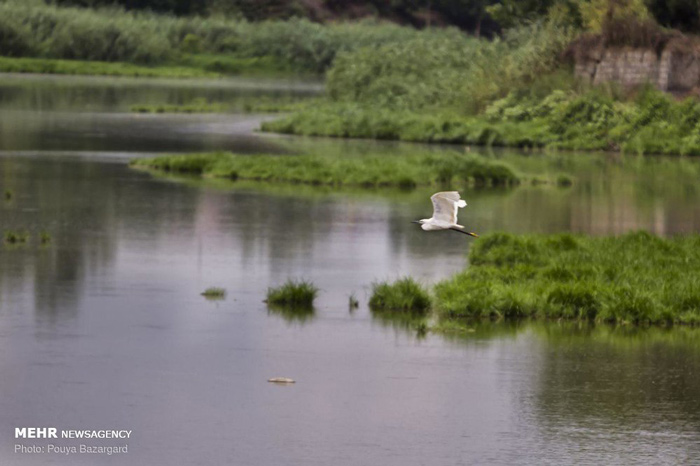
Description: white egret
412,191,478,237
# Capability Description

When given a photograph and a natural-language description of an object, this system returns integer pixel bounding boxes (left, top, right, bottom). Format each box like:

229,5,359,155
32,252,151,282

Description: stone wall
574,44,700,93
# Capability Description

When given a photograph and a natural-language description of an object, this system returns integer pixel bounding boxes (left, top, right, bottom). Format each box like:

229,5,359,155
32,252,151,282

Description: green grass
130,151,519,189
201,287,226,299
348,293,359,309
39,231,51,245
266,280,318,308
263,87,700,155
434,231,700,326
0,1,458,74
131,99,227,114
0,56,219,78
369,278,431,314
4,230,29,244
3,189,12,200
130,96,314,114
261,104,554,147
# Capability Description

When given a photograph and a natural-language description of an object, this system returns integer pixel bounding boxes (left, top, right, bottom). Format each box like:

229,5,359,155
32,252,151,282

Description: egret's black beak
411,221,420,224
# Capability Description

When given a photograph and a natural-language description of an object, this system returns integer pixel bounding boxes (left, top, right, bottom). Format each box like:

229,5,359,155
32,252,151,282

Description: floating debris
268,377,295,384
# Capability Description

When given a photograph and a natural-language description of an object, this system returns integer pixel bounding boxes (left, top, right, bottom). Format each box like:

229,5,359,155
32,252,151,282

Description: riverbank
130,151,521,189
261,88,700,155
374,231,700,333
0,54,300,79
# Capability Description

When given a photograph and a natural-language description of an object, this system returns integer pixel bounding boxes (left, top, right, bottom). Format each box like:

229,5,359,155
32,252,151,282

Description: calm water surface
1,75,699,466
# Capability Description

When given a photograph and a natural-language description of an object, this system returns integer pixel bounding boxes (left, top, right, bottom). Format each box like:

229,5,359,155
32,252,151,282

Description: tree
646,0,700,32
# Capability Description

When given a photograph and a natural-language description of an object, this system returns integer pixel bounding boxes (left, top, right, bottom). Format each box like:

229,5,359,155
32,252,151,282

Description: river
0,74,699,466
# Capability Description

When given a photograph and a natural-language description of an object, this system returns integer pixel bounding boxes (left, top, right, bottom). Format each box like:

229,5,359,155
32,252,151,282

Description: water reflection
2,76,700,465
266,304,316,325
528,323,700,464
0,74,319,153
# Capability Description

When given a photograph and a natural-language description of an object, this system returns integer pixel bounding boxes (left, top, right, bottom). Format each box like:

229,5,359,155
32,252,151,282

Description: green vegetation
39,231,51,245
435,232,700,326
0,56,218,78
131,99,227,114
130,96,312,114
4,230,29,244
256,2,700,156
348,293,359,309
3,189,12,200
369,278,431,314
201,287,226,299
130,151,519,188
0,0,457,75
266,279,318,308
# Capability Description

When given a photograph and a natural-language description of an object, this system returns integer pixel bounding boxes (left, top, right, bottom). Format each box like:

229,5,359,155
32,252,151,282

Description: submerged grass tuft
369,278,431,314
201,287,226,299
4,230,29,244
266,280,318,308
39,231,51,245
435,232,700,326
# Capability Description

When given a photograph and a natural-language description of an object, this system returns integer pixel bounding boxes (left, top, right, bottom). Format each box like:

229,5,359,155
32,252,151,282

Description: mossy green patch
130,151,519,189
435,232,700,326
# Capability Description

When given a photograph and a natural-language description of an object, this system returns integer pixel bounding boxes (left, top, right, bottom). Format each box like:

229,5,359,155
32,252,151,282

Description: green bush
266,280,318,308
369,278,431,314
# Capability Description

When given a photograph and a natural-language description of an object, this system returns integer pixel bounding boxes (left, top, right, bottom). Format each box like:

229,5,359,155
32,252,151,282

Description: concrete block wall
575,45,700,92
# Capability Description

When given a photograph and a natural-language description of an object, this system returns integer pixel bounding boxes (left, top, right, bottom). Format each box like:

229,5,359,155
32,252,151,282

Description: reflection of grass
266,304,316,324
435,231,700,326
369,278,431,314
201,287,226,300
131,151,519,188
371,307,429,337
266,280,318,308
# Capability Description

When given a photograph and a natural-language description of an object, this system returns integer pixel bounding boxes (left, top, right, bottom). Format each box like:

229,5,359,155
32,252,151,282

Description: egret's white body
414,191,478,237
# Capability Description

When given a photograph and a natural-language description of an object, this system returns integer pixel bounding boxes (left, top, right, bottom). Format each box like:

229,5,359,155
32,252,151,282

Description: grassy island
130,151,520,189
370,232,700,331
435,232,700,327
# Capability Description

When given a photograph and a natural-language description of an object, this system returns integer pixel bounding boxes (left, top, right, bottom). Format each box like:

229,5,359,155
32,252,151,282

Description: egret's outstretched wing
430,191,467,225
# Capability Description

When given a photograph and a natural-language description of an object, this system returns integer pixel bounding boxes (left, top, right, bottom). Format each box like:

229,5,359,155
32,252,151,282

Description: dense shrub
0,0,456,71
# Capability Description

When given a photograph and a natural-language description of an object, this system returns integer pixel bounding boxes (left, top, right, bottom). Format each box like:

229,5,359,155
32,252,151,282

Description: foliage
0,0,458,73
0,56,218,78
131,99,227,114
369,278,431,314
201,287,226,299
435,232,700,325
578,0,650,33
266,279,318,308
326,21,575,113
4,230,29,244
266,86,700,155
130,150,520,188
